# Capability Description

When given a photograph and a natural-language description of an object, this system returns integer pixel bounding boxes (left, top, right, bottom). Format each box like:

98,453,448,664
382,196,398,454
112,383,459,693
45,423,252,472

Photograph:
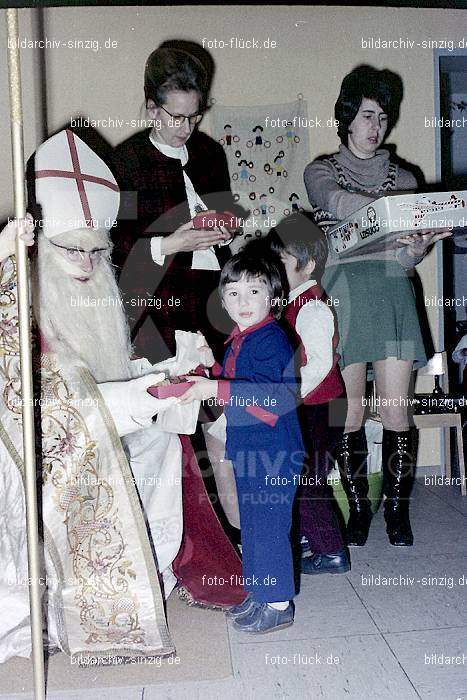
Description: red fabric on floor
173,435,245,608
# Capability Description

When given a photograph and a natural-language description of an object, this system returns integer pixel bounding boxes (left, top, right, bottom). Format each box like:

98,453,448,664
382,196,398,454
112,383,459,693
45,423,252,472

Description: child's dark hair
335,64,403,146
270,211,328,280
219,251,284,319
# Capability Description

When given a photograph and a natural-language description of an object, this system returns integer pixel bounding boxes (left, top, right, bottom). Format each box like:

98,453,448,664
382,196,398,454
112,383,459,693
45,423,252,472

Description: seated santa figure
0,130,242,666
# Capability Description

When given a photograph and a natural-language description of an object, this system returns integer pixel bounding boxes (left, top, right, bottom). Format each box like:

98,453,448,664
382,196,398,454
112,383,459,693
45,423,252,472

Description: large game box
327,191,466,259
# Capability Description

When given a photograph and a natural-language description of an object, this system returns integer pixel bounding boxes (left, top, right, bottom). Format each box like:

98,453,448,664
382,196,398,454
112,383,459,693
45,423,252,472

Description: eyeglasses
158,104,203,128
51,241,110,262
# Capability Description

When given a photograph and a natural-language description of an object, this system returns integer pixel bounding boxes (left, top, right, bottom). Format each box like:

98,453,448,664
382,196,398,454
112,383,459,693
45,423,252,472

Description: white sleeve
150,236,166,266
295,300,334,398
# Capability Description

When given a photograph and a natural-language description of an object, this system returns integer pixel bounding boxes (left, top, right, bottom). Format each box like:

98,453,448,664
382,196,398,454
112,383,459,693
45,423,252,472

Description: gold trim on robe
0,256,175,663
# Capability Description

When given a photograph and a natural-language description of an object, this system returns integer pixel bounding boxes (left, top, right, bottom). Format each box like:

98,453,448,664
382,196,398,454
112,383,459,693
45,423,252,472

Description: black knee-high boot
382,428,417,546
336,428,372,546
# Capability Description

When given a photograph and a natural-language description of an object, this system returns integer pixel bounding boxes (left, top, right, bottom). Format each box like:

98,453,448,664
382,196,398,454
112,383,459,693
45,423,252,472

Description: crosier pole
5,9,46,700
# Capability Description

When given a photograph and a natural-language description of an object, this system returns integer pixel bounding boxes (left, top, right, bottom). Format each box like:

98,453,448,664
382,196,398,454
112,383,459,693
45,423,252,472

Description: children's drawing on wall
232,159,256,187
246,125,271,150
273,150,287,178
219,123,240,147
212,98,311,250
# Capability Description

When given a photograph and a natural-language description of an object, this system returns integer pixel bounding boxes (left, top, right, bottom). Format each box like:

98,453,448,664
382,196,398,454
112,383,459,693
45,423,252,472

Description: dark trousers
233,453,302,603
298,399,346,554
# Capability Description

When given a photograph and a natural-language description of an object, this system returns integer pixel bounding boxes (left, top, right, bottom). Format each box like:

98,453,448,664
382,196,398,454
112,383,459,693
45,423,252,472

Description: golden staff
5,9,46,700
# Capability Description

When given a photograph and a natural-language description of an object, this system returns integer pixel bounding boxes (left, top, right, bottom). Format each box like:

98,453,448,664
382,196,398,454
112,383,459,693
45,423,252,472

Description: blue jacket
219,318,304,475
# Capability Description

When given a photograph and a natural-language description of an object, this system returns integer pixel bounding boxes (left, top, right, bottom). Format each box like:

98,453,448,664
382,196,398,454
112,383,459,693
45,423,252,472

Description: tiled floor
4,479,467,700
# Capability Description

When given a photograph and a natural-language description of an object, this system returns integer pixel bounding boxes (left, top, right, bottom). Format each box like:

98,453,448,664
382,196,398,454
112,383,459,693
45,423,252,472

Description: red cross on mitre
35,129,120,239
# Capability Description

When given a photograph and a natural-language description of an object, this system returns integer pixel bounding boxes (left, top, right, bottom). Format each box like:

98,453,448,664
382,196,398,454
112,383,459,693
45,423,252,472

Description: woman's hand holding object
396,228,453,256
161,211,230,255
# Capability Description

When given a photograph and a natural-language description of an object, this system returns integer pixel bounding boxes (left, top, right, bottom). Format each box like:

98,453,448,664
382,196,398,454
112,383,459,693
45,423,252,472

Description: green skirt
322,260,427,370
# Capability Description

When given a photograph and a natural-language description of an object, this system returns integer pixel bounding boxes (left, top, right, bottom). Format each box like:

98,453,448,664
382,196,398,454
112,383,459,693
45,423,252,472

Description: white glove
0,214,35,262
129,357,154,378
98,373,177,437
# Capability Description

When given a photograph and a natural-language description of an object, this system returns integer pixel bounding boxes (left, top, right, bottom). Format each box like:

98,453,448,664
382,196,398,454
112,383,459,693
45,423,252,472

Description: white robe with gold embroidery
0,256,183,664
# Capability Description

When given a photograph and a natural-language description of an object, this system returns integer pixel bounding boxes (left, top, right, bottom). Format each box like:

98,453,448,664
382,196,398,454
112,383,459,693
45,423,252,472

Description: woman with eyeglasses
111,41,238,362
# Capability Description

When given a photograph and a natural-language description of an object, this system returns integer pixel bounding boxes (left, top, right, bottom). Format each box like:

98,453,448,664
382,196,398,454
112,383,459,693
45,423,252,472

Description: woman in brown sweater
305,65,451,548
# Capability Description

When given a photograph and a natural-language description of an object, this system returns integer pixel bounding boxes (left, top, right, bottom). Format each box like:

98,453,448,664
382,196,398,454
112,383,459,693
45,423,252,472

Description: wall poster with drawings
210,98,311,251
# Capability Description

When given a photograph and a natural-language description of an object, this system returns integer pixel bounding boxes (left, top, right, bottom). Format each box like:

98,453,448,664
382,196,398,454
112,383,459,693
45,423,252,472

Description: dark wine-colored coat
110,128,237,362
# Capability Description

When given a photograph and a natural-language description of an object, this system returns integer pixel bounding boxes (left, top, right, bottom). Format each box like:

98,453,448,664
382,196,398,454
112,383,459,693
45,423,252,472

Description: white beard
32,236,132,382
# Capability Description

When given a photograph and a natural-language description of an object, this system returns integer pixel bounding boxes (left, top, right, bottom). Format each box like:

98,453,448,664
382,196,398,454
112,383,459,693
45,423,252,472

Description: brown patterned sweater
304,144,425,268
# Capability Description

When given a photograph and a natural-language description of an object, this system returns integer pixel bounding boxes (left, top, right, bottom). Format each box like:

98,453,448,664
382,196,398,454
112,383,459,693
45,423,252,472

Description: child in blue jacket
180,252,304,634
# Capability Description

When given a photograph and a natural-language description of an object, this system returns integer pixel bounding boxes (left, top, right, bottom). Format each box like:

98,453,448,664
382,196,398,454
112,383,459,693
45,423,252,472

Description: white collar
288,279,318,302
149,133,188,166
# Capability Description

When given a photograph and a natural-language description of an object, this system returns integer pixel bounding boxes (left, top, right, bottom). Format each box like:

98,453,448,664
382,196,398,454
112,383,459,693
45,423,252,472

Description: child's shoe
232,602,294,634
225,593,256,619
300,549,350,575
300,536,311,558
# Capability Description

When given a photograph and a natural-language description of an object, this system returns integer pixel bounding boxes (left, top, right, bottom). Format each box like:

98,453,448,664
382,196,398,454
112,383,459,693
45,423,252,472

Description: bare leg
373,358,413,431
341,362,367,433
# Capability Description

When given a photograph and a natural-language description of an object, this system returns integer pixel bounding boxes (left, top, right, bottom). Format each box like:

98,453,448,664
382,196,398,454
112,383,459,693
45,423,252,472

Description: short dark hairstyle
335,64,403,146
144,44,210,112
219,252,284,319
270,212,328,280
